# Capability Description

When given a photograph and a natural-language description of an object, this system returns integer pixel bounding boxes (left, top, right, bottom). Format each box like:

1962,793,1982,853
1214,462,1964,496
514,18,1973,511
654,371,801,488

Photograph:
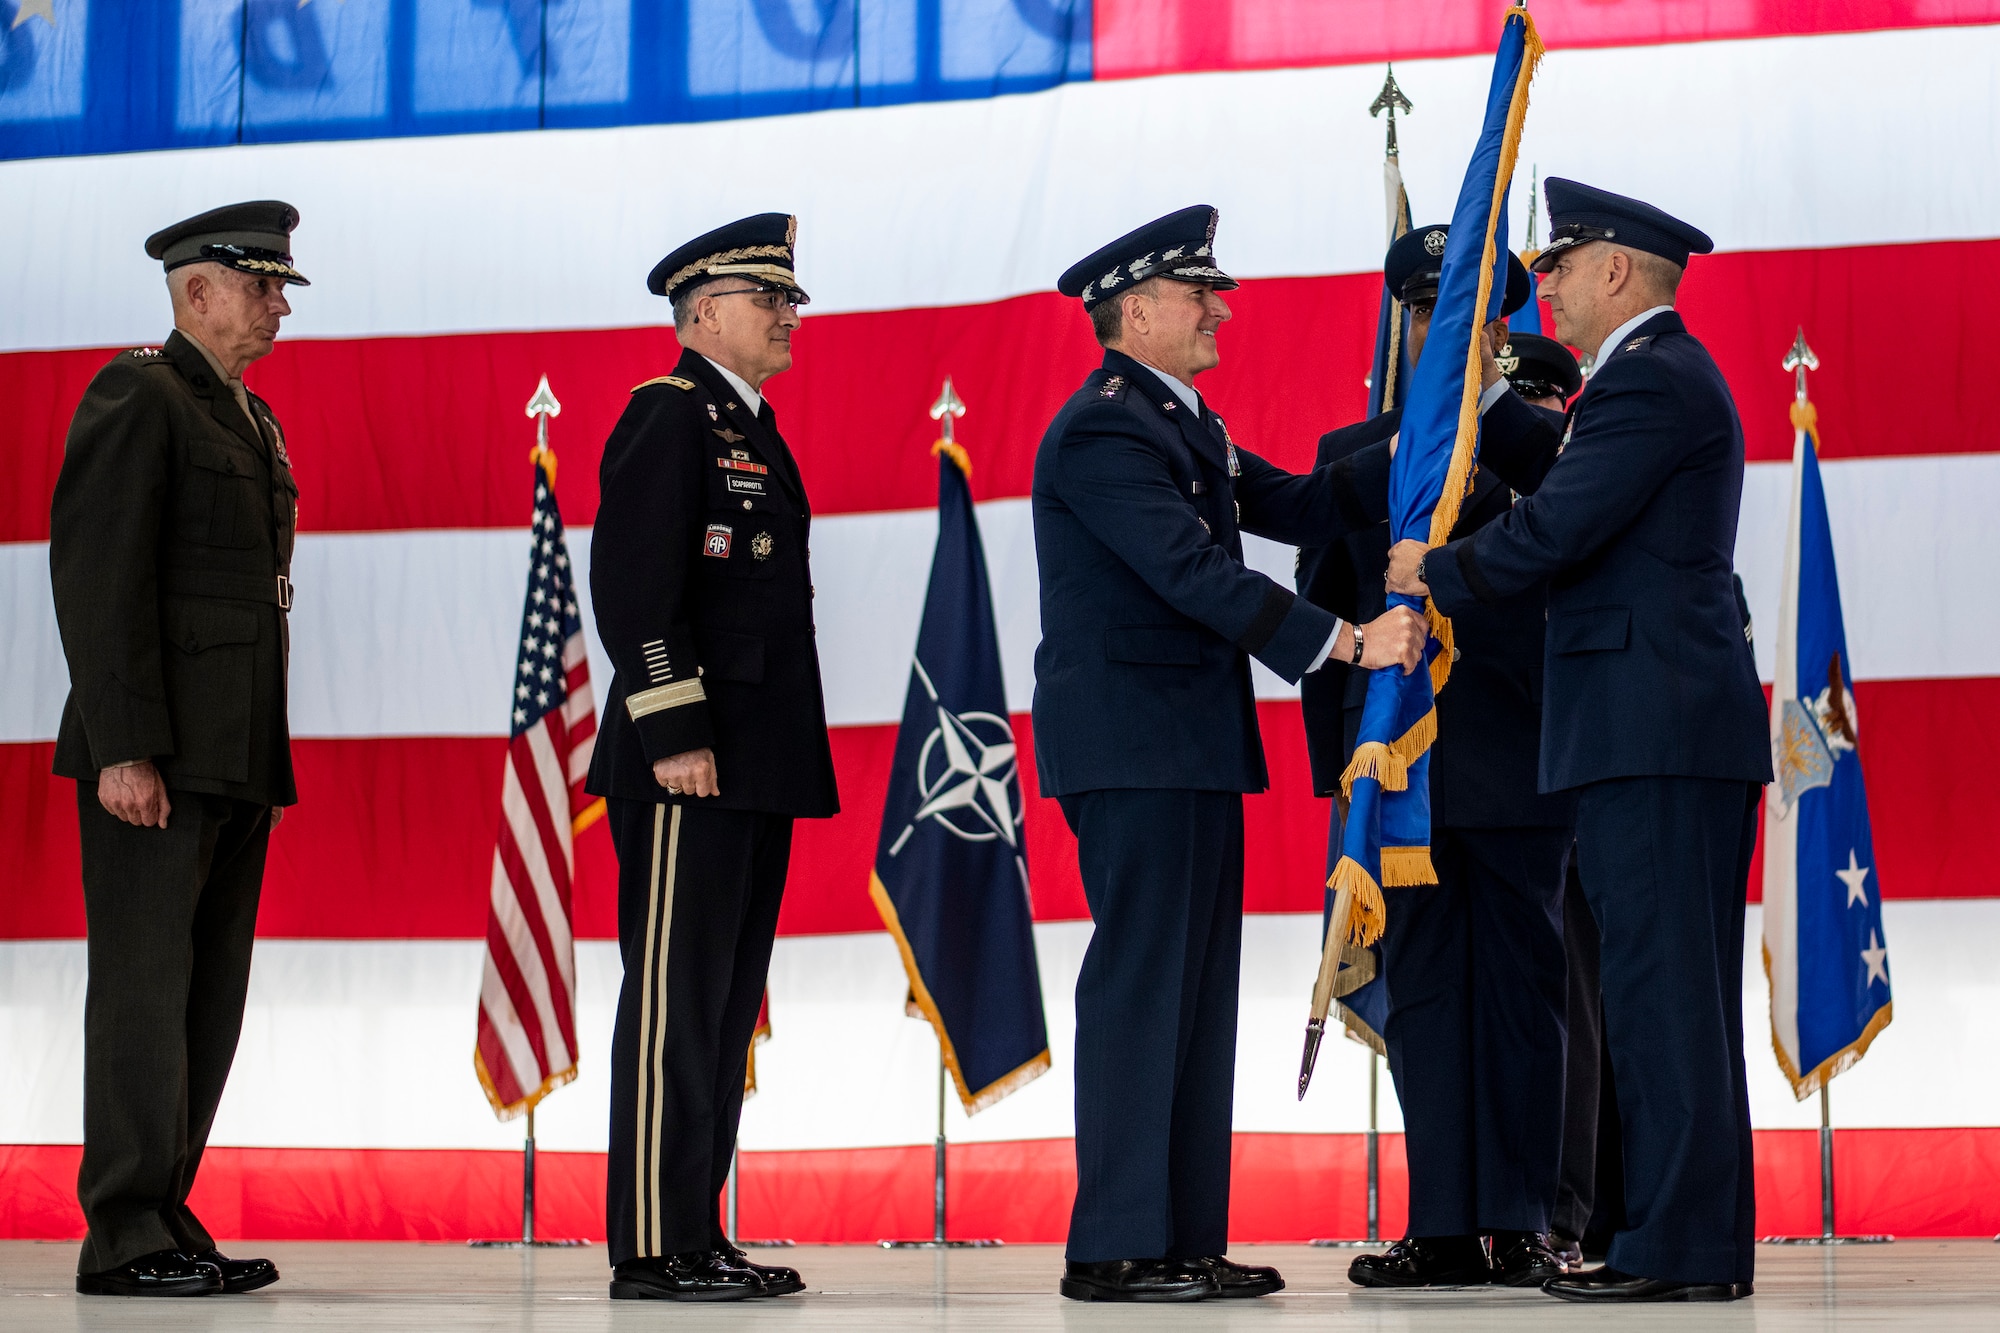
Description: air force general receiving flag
1763,366,1893,1098
870,387,1050,1113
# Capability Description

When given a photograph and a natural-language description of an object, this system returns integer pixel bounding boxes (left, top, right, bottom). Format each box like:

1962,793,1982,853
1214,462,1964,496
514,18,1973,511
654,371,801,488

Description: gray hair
1088,275,1166,348
1626,248,1686,300
672,276,727,334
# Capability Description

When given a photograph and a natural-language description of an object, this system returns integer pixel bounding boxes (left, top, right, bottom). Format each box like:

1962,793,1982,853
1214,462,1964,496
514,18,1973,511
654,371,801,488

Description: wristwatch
1417,553,1428,586
1349,623,1365,666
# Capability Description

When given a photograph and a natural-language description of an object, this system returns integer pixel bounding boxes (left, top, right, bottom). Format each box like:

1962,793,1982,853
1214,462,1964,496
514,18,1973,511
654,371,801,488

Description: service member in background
1388,179,1770,1303
49,201,305,1298
1300,227,1581,1290
1032,206,1427,1303
587,213,835,1303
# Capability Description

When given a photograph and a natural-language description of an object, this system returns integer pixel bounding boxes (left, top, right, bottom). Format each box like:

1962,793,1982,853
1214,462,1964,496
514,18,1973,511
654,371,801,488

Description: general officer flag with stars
870,396,1050,1113
1763,370,1893,1098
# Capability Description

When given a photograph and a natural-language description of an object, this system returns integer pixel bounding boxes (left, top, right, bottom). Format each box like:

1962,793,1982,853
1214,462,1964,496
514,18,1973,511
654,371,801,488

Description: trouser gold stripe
648,805,683,1256
634,805,666,1256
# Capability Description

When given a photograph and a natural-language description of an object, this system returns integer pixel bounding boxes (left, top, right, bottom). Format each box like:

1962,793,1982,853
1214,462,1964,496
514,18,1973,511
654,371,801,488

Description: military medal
750,532,774,561
703,524,732,557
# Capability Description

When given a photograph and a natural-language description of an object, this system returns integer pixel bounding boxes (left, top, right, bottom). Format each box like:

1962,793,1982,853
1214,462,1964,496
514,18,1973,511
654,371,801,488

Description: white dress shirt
702,355,763,417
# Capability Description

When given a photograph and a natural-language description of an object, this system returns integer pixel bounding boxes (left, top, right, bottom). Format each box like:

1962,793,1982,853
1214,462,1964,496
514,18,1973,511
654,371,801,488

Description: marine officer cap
648,212,809,305
1495,331,1583,401
1532,177,1714,273
144,200,308,286
1383,224,1531,316
1058,205,1238,309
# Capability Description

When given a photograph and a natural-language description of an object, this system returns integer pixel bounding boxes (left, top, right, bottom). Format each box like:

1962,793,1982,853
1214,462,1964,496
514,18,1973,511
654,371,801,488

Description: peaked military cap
648,212,809,304
1495,331,1583,401
1058,205,1238,309
145,200,307,285
1532,177,1714,273
1383,223,1531,316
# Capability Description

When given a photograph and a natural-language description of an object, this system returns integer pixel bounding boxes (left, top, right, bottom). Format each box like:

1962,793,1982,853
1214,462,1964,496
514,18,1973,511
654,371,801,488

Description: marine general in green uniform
48,201,306,1299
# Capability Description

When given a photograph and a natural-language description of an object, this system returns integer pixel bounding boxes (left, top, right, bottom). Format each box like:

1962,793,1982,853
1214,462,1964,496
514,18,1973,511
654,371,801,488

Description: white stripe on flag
495,759,575,1072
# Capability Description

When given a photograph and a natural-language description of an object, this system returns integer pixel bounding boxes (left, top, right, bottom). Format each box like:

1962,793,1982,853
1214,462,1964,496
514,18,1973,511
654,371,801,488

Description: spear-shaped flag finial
526,374,562,481
930,375,967,444
1783,327,1819,407
1369,63,1414,158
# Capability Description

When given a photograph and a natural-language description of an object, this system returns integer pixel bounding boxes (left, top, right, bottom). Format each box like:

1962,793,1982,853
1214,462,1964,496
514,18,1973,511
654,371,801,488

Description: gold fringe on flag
1381,844,1440,887
1426,601,1456,695
1429,4,1544,550
1328,855,1388,947
1338,707,1441,799
932,439,973,478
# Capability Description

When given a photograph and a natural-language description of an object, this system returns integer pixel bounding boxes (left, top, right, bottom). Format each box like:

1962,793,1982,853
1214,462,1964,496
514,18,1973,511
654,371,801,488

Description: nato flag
871,436,1051,1112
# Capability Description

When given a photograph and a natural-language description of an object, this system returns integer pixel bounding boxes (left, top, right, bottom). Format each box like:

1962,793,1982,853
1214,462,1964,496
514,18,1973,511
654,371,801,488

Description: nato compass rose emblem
885,659,1023,855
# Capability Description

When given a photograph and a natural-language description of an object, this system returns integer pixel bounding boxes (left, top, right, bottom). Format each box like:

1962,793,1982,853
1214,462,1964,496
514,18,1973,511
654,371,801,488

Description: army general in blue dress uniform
587,214,833,1303
1389,179,1771,1303
1303,228,1581,1290
1031,206,1427,1302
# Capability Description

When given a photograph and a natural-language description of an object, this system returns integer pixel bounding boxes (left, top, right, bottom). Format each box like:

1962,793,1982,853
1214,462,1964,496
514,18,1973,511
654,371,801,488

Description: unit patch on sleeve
704,524,733,558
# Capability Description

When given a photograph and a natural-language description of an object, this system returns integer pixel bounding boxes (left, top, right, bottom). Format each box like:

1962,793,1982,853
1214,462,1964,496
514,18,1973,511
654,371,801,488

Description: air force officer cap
1533,177,1714,273
1059,205,1239,310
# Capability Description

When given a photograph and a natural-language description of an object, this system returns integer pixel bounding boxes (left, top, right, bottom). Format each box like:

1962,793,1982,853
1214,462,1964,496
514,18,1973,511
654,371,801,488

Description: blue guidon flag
1330,5,1543,943
1762,369,1893,1097
870,394,1050,1113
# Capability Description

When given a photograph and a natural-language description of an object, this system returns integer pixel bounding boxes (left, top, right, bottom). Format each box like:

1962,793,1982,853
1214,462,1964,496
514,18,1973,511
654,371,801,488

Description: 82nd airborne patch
704,524,733,558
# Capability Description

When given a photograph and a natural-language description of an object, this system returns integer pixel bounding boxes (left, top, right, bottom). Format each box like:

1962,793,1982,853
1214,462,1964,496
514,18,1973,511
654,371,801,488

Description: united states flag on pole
475,410,600,1120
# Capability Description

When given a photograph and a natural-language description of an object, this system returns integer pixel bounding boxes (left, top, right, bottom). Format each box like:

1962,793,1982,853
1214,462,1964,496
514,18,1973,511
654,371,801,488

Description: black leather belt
162,568,294,611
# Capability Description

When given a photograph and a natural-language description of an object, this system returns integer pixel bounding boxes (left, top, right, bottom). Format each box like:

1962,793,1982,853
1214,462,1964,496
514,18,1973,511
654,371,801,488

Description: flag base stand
877,1054,1001,1249
1310,1052,1385,1249
470,1110,590,1248
722,1141,794,1248
1759,1087,1893,1246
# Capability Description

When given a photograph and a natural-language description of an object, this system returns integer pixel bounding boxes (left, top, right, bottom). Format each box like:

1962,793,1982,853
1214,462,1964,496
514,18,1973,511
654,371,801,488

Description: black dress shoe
1489,1231,1568,1287
1060,1258,1217,1302
1348,1235,1492,1288
610,1250,763,1301
188,1250,280,1294
1187,1254,1285,1298
76,1250,222,1297
720,1245,804,1296
1550,1233,1584,1269
1543,1265,1753,1302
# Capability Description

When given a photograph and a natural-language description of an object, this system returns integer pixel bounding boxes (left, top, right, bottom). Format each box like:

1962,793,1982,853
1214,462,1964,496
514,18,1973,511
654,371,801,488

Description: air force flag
870,400,1051,1113
1762,378,1893,1098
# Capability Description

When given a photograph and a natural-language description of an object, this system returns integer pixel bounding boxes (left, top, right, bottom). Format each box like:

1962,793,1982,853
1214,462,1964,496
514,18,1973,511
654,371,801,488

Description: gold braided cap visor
663,245,809,304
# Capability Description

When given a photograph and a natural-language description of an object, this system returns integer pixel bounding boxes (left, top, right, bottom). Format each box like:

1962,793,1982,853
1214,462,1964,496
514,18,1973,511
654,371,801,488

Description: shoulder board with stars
1098,374,1127,401
1623,335,1655,353
128,347,164,359
631,374,698,393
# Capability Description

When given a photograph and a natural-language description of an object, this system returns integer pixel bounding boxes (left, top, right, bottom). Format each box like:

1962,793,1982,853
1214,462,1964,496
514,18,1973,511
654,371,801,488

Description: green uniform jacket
49,331,300,806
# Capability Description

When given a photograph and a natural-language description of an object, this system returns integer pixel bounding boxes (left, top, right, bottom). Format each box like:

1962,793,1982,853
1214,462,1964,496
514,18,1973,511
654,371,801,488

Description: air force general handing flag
1763,366,1893,1098
870,391,1050,1114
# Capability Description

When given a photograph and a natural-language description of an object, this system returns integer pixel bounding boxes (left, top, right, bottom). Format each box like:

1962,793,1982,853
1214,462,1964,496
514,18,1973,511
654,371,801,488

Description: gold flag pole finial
525,374,563,483
930,377,971,476
1783,328,1820,433
1369,63,1414,158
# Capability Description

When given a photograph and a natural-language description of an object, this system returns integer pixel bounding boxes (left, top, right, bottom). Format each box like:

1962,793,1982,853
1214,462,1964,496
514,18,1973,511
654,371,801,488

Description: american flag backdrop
5,1,2000,1244
474,449,598,1120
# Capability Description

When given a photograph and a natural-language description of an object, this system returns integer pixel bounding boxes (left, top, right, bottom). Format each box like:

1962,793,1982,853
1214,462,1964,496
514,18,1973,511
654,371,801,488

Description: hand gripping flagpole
879,377,1002,1252
470,374,587,1251
1759,332,1890,1247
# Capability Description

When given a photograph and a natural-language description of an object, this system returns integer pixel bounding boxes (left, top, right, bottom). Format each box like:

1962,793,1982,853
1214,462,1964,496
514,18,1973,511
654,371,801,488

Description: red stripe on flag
6,678,1996,941
5,240,1996,540
1092,1,2000,79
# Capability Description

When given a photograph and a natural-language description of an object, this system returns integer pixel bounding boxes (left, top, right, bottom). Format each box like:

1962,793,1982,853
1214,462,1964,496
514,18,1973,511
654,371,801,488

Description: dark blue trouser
1059,789,1243,1262
1574,776,1760,1286
1380,824,1573,1237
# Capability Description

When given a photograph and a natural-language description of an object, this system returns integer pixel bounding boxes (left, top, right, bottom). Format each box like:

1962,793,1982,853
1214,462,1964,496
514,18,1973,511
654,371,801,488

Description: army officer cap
1531,177,1714,272
1058,205,1239,309
1496,331,1583,401
1384,223,1531,315
145,200,308,285
648,212,809,305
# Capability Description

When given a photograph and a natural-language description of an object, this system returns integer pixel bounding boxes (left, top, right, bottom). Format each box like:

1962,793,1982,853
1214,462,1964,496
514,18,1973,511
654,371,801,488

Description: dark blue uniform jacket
1425,311,1771,792
1298,406,1577,828
1031,350,1391,797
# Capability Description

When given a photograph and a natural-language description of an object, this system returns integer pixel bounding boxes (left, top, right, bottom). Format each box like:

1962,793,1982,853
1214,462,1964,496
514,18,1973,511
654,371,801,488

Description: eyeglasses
707,287,799,313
